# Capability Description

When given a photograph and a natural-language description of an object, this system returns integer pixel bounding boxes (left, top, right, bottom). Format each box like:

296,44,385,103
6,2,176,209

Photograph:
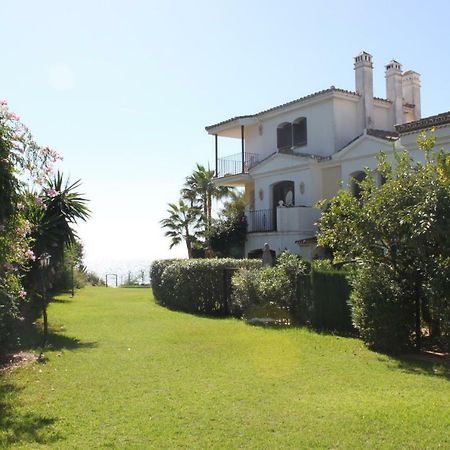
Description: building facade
206,52,450,259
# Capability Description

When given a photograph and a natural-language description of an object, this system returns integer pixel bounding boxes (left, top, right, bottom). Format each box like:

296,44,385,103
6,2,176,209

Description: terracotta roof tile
205,87,360,131
366,129,399,141
395,111,450,134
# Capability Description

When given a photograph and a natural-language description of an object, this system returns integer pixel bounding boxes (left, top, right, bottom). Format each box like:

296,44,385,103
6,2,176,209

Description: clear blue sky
2,0,449,270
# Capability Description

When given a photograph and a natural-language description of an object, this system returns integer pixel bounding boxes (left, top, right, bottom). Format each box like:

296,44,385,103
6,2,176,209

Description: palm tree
160,200,200,258
26,172,90,351
220,190,247,221
181,163,233,238
32,172,90,263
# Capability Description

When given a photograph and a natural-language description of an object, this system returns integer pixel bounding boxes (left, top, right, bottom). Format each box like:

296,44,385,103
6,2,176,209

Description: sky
1,0,450,273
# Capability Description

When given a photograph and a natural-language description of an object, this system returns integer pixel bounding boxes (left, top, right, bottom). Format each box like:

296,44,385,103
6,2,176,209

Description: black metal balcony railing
216,152,263,178
247,209,276,233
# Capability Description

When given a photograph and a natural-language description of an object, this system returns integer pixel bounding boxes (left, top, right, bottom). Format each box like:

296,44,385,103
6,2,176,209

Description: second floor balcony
216,152,264,178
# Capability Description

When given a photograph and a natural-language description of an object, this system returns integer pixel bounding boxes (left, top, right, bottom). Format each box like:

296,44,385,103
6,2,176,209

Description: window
277,118,307,151
349,171,366,199
277,122,292,150
293,117,307,146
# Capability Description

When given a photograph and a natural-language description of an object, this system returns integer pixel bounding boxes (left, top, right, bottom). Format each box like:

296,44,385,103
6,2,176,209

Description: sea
86,258,154,286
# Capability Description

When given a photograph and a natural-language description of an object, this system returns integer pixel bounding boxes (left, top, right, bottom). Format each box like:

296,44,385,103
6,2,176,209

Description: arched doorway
272,181,295,230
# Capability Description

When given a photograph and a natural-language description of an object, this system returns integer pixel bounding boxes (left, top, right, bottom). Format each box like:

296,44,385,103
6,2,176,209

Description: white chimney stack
354,51,374,129
402,70,421,121
385,60,404,126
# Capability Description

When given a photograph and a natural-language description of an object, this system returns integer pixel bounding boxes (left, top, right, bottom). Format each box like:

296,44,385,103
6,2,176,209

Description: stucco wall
321,165,342,199
332,97,361,152
252,163,315,211
248,99,336,158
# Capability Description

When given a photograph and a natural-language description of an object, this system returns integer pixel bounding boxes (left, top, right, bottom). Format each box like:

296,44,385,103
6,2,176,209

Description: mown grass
1,287,449,449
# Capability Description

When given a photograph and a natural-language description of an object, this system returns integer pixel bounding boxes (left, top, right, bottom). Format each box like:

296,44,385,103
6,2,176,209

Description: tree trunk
185,226,193,259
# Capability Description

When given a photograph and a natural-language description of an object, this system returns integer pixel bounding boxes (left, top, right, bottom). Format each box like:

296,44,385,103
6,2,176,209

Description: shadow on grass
380,352,450,381
0,382,62,446
46,332,97,352
13,320,97,355
50,297,72,304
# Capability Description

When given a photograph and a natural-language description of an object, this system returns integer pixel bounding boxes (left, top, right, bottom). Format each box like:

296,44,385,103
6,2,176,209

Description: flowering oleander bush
0,99,62,349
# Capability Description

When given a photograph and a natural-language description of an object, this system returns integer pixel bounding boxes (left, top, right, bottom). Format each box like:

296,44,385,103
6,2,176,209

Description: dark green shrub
231,266,290,315
0,288,19,353
350,263,414,352
310,267,353,332
150,258,261,316
229,268,259,317
276,252,309,321
231,252,309,321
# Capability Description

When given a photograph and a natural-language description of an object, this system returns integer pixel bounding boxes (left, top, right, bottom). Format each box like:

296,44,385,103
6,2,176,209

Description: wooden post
241,125,245,173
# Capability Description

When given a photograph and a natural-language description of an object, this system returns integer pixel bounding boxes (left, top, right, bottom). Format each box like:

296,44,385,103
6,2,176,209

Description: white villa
206,51,450,259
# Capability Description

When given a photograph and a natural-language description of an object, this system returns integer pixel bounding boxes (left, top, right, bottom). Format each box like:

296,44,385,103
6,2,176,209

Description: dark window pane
277,123,292,150
293,117,307,146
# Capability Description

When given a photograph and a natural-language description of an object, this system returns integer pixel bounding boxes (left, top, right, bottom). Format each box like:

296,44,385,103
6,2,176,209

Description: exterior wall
243,123,271,158
372,102,393,131
399,126,450,151
254,99,336,158
332,97,362,151
340,140,392,187
321,165,342,199
252,163,316,211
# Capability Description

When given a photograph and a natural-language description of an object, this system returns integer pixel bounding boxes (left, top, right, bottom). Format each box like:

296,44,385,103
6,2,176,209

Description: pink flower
8,112,20,121
44,166,53,176
46,188,59,198
18,290,27,299
25,249,36,261
35,196,46,208
0,99,7,106
16,202,24,210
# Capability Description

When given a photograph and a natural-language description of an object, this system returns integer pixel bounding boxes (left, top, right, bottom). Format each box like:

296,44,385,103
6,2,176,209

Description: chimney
354,51,374,129
402,70,421,121
385,60,403,126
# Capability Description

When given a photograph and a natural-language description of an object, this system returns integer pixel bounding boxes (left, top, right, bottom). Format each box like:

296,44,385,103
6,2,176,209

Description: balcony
216,152,264,178
247,206,319,234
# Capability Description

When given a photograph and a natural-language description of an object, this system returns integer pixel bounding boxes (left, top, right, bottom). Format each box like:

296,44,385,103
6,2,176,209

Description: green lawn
1,287,449,449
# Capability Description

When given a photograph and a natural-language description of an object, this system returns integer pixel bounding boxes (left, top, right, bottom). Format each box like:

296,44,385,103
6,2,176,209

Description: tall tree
317,133,450,352
209,190,248,258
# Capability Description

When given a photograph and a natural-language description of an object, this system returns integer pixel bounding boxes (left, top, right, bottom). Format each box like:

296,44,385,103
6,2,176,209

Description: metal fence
247,209,276,232
216,152,263,177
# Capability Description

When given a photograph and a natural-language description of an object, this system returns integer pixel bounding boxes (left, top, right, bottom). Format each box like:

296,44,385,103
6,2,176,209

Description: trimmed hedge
310,267,353,332
151,257,353,333
150,258,261,316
